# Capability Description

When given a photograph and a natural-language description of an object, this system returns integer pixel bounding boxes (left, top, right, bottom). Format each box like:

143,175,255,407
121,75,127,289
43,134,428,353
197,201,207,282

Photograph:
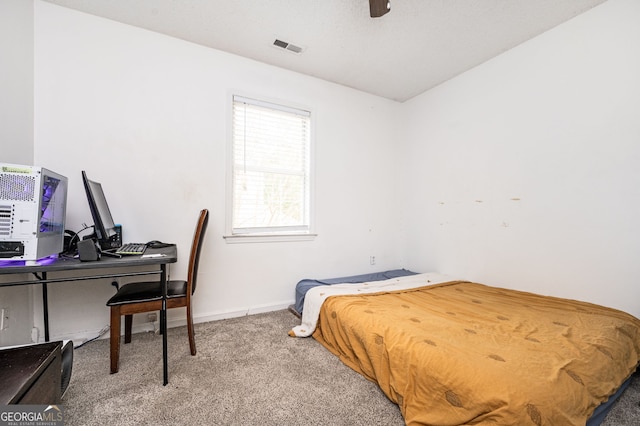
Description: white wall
32,1,404,341
0,0,34,162
0,0,35,346
401,0,640,317
6,0,639,344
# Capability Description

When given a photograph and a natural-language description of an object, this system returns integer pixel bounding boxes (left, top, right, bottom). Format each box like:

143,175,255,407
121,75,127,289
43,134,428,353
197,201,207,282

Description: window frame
224,93,316,243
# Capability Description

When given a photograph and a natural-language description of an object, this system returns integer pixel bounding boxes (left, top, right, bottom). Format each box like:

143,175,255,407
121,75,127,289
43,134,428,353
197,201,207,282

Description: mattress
290,274,640,425
292,268,417,315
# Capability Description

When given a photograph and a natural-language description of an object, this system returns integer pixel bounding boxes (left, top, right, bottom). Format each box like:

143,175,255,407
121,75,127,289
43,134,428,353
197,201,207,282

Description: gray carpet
63,309,640,425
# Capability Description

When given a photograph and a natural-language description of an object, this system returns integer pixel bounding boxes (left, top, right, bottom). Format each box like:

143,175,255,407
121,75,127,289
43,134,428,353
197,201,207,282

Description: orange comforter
312,281,640,425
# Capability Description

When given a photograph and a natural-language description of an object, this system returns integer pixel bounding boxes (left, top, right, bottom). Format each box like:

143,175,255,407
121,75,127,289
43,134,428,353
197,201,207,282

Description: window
227,95,313,240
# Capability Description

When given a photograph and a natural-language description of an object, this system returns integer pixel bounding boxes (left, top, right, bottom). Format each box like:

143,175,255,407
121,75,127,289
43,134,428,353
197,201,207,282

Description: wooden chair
106,209,209,374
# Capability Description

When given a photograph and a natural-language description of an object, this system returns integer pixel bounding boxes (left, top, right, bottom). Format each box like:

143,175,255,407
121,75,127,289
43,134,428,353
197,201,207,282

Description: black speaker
78,239,100,262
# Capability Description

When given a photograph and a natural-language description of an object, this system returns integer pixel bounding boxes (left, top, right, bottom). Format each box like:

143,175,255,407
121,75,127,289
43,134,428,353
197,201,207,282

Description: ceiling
43,0,607,102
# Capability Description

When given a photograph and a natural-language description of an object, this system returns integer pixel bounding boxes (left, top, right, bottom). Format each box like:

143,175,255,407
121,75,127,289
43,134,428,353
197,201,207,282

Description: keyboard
114,243,147,255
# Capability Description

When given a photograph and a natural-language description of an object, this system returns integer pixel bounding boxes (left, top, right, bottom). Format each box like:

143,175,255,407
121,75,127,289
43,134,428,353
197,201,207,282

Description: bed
289,273,640,425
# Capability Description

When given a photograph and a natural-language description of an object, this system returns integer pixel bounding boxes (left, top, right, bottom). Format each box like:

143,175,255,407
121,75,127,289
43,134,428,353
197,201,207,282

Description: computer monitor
81,171,120,249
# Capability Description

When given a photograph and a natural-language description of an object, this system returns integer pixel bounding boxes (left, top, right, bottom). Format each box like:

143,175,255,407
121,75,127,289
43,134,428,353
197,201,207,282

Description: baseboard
45,301,294,344
184,301,293,327
44,327,111,346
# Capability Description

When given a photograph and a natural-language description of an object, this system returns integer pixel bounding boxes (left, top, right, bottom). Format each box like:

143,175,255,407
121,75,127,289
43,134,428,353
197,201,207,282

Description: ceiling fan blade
369,0,390,18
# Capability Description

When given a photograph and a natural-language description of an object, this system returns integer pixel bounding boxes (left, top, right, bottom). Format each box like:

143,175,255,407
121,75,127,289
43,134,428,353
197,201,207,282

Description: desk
0,246,177,385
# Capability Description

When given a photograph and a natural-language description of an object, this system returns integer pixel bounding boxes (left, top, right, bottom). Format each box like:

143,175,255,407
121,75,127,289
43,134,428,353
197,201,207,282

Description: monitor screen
82,171,117,245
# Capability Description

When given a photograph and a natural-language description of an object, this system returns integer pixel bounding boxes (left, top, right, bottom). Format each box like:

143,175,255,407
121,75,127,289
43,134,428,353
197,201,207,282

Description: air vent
273,39,304,54
0,173,36,202
370,0,391,17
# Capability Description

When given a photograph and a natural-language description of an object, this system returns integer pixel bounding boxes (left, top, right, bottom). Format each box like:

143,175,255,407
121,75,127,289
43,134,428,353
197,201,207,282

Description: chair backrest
187,209,209,295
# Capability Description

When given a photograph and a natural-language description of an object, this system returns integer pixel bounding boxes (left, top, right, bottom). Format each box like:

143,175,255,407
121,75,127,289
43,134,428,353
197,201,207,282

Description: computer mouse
146,240,174,248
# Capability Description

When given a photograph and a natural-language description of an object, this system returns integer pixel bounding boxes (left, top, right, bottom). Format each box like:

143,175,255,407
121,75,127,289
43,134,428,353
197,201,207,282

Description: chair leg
187,303,196,356
110,307,121,374
124,315,133,344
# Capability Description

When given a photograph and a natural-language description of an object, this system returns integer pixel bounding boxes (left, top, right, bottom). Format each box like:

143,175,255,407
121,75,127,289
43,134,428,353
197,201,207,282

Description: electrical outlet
147,313,157,322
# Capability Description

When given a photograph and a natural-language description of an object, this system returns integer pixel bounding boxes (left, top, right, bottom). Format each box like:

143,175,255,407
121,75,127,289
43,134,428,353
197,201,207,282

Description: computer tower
0,163,68,264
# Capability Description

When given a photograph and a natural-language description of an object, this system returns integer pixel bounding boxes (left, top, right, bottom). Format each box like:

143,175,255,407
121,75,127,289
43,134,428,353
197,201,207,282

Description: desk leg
42,273,50,342
161,264,168,386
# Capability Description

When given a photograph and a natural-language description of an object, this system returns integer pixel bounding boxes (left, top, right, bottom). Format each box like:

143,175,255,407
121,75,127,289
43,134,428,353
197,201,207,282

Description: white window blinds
231,95,311,235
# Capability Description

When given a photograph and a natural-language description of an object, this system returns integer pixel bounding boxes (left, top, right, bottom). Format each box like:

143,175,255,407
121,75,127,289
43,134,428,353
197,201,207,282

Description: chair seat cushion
106,280,188,306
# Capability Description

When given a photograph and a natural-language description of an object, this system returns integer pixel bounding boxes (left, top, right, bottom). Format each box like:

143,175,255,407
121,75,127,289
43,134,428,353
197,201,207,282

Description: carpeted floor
63,310,403,425
62,309,640,425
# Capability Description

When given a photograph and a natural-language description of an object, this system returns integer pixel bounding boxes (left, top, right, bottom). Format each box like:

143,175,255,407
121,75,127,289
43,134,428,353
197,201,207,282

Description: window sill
223,233,317,244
